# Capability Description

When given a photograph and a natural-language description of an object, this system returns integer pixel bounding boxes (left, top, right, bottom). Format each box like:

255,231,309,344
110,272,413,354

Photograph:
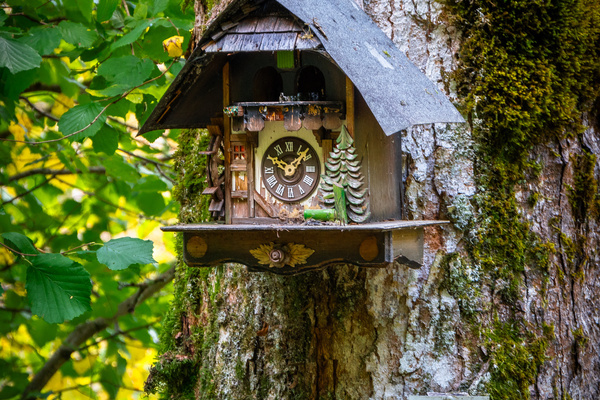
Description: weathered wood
283,106,302,131
247,141,255,217
232,116,244,131
223,62,232,224
234,16,259,33
255,16,279,33
231,190,248,199
303,114,323,130
253,190,277,217
202,186,219,195
346,76,355,137
163,221,447,231
273,17,300,32
245,106,265,132
208,199,224,212
322,138,332,163
176,225,428,274
232,198,248,218
323,112,343,130
231,217,282,225
295,33,321,50
392,227,423,269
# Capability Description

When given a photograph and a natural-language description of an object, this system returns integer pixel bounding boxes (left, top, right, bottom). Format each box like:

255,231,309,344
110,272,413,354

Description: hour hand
267,155,289,171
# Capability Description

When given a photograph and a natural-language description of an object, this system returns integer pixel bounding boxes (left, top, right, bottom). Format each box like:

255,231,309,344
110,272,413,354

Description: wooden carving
250,242,315,268
319,125,371,223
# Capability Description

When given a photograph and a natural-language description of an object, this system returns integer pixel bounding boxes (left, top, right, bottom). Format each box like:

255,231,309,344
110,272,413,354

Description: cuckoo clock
138,0,464,274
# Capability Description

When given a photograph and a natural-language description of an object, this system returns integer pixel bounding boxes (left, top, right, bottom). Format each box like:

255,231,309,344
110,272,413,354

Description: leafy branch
21,265,175,400
2,59,176,145
7,166,106,182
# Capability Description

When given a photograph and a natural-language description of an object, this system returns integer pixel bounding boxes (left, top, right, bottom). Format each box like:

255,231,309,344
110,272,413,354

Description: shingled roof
138,0,464,136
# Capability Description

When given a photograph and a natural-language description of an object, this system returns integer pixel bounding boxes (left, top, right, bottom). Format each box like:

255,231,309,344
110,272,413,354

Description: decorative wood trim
178,226,428,275
247,139,255,218
223,62,232,224
346,76,355,138
253,190,277,217
322,138,332,164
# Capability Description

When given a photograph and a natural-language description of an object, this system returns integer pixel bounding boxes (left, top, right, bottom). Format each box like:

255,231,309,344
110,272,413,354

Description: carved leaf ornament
250,242,315,268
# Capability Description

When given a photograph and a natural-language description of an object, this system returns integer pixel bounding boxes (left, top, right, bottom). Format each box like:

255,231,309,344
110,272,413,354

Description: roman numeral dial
261,137,320,203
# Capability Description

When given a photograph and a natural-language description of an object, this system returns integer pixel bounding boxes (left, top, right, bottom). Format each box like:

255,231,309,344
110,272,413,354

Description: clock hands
289,148,310,172
268,148,310,177
267,155,289,172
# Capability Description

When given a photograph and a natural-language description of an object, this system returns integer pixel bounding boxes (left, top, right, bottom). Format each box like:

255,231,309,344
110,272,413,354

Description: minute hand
285,148,310,176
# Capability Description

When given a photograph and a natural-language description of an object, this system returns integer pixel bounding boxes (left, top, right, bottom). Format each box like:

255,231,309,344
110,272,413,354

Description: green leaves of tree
59,102,107,141
2,233,156,323
26,254,92,324
95,55,156,96
97,237,156,271
0,36,42,74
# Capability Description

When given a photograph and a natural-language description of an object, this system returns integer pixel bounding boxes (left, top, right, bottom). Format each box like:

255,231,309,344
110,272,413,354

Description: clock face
261,137,321,203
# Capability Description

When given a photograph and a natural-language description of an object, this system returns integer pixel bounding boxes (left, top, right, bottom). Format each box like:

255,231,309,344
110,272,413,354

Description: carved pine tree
319,125,371,223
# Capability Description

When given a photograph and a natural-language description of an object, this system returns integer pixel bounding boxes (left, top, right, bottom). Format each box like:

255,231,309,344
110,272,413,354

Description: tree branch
20,97,59,122
77,320,159,352
8,167,106,182
21,266,176,400
3,60,175,145
1,175,56,206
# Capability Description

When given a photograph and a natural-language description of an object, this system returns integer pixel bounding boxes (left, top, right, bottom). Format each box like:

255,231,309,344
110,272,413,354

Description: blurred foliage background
0,0,196,398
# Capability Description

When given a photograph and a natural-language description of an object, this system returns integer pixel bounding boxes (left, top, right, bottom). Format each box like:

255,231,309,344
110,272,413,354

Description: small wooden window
233,144,246,160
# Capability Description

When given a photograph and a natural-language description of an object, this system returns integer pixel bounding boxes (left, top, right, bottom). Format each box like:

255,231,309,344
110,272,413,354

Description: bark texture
151,0,600,398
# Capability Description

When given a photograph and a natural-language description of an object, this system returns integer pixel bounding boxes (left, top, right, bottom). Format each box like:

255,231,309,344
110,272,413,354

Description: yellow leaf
250,242,274,265
286,243,314,268
51,94,75,118
72,353,97,375
162,35,184,58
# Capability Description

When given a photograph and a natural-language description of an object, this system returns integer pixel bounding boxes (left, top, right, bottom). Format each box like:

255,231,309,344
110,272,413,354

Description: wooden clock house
139,0,465,274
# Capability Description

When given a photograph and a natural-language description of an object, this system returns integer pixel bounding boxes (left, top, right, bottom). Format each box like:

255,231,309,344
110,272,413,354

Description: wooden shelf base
163,221,447,275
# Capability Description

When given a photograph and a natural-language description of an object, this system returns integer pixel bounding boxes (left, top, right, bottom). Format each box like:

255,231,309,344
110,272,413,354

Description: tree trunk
147,0,600,398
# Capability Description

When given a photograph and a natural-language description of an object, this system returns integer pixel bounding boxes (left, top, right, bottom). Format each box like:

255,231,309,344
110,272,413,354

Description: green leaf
59,103,107,142
0,36,42,74
100,365,122,399
92,126,119,155
0,10,7,26
97,237,156,270
1,232,39,255
151,0,170,15
76,0,94,22
97,55,155,87
97,0,120,22
133,176,168,192
0,284,3,296
102,156,141,183
0,67,38,101
134,192,166,216
26,254,92,323
27,317,59,347
111,19,154,51
20,26,62,55
133,3,148,19
58,21,99,48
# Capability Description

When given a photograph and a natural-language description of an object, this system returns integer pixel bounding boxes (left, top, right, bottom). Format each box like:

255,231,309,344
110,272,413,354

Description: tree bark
154,0,600,398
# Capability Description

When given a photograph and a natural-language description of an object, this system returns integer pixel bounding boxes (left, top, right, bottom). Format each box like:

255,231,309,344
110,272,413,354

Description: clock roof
138,0,465,137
